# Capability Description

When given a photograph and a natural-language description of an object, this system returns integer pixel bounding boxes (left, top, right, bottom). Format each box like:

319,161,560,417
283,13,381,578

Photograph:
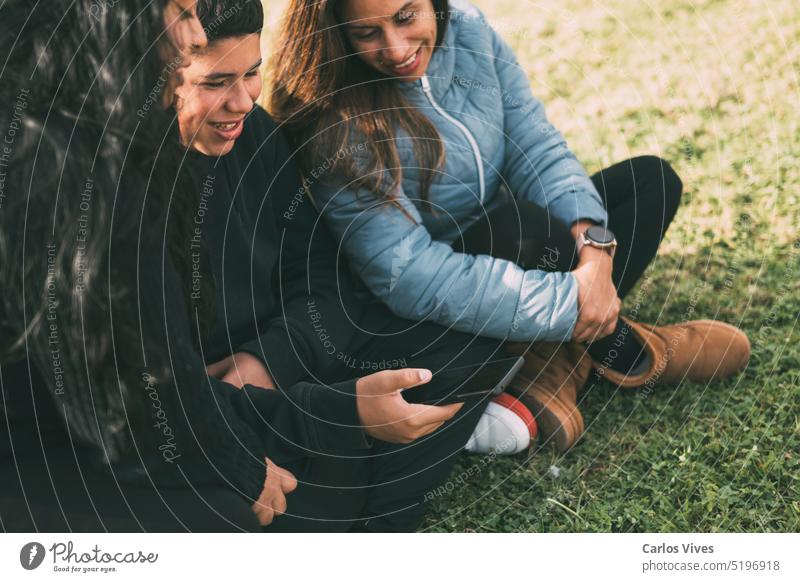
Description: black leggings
454,156,683,304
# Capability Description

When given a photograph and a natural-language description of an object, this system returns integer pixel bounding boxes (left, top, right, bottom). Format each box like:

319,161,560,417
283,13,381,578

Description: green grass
262,0,799,531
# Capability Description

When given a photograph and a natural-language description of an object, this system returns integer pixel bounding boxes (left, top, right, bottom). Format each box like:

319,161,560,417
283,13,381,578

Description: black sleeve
231,120,371,457
139,257,269,501
0,125,267,503
228,378,368,465
236,122,364,390
152,257,369,485
16,243,270,503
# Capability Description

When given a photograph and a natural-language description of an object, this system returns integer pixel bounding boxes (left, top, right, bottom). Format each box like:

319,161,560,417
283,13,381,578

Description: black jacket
0,107,369,503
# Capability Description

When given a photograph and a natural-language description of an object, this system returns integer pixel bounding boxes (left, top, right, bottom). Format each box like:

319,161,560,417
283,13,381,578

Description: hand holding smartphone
401,356,524,406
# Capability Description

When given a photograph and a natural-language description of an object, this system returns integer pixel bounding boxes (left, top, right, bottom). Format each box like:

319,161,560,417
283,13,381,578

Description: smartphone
401,356,524,406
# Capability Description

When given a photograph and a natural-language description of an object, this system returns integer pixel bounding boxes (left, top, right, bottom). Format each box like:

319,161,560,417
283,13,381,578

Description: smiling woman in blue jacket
270,0,751,452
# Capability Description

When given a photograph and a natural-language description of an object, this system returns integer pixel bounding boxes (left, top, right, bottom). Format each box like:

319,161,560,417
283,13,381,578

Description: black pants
454,156,683,301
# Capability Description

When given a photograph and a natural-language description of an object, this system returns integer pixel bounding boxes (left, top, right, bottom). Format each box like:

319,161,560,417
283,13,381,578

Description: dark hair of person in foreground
0,0,226,481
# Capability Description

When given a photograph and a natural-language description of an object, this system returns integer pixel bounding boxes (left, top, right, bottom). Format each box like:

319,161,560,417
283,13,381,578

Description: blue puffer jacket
311,0,608,342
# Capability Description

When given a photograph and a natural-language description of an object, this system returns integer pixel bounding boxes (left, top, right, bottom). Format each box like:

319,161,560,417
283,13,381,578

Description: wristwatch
578,225,617,258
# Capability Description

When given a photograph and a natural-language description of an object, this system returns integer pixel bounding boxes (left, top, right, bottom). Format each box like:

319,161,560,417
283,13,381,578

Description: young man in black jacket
167,0,506,532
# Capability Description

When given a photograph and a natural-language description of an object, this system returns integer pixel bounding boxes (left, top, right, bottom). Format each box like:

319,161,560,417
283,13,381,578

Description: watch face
586,225,615,245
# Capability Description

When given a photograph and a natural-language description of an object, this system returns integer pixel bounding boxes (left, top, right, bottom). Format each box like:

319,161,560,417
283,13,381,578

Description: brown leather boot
595,317,751,388
504,341,592,453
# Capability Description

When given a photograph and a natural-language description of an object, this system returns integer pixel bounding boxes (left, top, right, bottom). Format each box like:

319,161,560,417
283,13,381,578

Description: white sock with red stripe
465,393,538,455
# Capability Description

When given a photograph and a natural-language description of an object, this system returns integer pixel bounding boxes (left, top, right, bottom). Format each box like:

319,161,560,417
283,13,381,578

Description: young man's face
175,33,262,156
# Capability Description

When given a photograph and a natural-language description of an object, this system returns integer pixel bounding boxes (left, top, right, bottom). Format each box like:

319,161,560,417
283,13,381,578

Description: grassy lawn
261,0,799,531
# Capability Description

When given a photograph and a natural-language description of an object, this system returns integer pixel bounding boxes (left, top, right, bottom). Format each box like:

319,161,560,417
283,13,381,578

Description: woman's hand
251,457,298,526
356,368,463,444
570,221,620,343
207,352,275,390
571,247,620,342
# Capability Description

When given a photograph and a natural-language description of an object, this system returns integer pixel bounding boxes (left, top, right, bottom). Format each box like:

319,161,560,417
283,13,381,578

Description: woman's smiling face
340,0,439,82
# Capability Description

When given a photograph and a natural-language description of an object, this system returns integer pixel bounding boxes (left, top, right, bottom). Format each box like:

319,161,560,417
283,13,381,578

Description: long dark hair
0,0,201,455
270,0,450,204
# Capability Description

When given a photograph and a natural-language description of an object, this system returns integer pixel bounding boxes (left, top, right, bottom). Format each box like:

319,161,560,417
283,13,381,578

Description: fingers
572,319,590,343
279,469,298,494
414,420,446,438
396,402,462,441
602,318,618,339
205,358,230,378
573,312,597,342
252,503,275,526
572,260,622,343
374,400,462,444
407,401,463,425
600,300,621,339
252,460,297,527
221,369,245,389
574,296,622,343
266,458,298,494
391,368,433,391
596,298,622,340
213,353,276,390
359,368,432,396
254,488,289,524
273,494,288,516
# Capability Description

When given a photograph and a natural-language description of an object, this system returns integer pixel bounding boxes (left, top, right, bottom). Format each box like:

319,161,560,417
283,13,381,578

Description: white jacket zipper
420,75,486,204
